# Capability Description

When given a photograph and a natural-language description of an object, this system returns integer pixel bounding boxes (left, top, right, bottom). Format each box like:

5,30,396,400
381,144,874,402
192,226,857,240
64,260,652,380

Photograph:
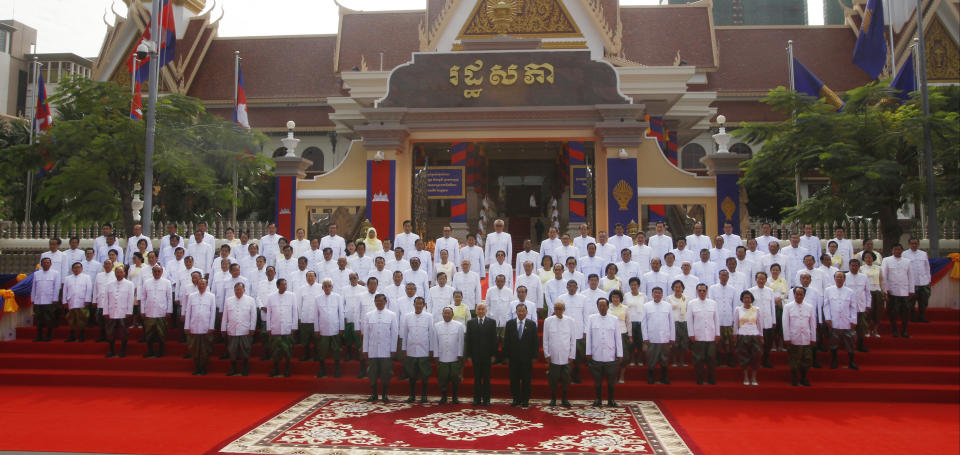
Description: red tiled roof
708,27,872,93
187,35,343,100
336,11,423,72
620,6,716,68
712,100,789,123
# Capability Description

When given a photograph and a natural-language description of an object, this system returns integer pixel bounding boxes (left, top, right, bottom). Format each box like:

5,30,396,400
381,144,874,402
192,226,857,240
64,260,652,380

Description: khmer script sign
427,166,466,199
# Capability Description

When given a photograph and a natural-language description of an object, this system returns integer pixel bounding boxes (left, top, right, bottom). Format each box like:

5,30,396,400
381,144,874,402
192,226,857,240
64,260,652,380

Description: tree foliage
737,83,960,251
0,76,274,233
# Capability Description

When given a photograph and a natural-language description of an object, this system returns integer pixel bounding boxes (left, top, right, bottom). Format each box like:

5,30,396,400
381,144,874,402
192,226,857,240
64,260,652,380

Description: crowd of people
27,218,933,406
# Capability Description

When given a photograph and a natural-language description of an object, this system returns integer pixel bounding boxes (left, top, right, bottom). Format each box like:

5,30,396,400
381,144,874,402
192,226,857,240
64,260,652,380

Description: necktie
479,318,484,326
518,320,524,339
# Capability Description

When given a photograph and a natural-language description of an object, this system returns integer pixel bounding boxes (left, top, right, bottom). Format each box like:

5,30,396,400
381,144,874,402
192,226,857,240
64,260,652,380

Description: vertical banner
450,143,469,222
367,160,396,243
275,176,296,240
716,173,741,234
566,141,586,223
666,130,679,166
607,158,638,229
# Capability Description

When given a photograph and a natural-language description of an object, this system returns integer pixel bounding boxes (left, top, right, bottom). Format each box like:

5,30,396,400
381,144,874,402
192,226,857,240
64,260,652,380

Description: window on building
730,143,753,157
681,143,706,171
0,30,9,54
302,147,325,176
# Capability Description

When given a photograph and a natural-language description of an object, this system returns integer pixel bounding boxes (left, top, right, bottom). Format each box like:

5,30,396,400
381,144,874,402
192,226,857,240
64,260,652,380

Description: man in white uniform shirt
392,220,419,261
104,266,135,358
362,294,399,402
63,237,85,278
845,259,871,353
783,287,816,386
433,306,466,404
674,262,700,299
63,261,93,343
434,226,461,270
427,272,456,322
797,272,826,368
318,223,346,259
553,234,579,267
452,260,482,314
709,236,735,270
256,267,278,360
487,250,513,290
688,284,721,385
485,275,514,334
720,221,743,252
515,261,543,310
828,227,855,272
595,231,618,265
780,233,810,286
92,260,115,342
40,238,65,286
759,241,788,279
586,298,623,407
557,280,587,384
275,245,299,282
403,258,430,298
259,223,282,268
734,246,757,286
904,238,932,323
615,249,643,288
710,270,740,367
881,243,915,338
31,257,61,342
799,224,822,258
724,257,750,292
543,301,576,407
97,234,124,264
222,282,258,376
796,255,827,293
562,257,587,292
401,297,434,403
642,258,672,298
125,224,150,266
158,223,179,265
609,223,634,255
514,239,540,278
572,224,596,259
315,279,345,378
539,226,563,261
296,271,323,362
823,272,858,370
692,249,719,286
685,223,712,254
648,222,673,262
578,243,606,279
670,239,697,266
348,242,373,279
266,278,298,377
289,228,310,259
93,224,113,261
140,265,172,357
341,273,367,362
484,219,513,270
511,286,539,329
629,232,653,274
642,287,675,384
544,264,568,317
186,231,214,274
160,236,183,269
748,272,776,368
754,223,779,254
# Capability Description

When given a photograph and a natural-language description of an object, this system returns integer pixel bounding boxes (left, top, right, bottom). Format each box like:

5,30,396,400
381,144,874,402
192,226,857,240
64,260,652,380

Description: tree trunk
118,186,134,239
877,204,902,257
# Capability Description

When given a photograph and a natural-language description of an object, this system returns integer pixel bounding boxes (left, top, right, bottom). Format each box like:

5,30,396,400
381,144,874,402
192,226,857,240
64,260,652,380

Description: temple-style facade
92,0,959,243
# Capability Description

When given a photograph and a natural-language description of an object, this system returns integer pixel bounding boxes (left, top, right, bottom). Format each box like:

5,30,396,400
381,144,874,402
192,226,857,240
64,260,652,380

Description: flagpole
886,0,896,76
25,56,39,225
787,40,801,207
131,54,137,95
142,0,162,238
914,0,939,256
232,50,240,228
911,41,925,235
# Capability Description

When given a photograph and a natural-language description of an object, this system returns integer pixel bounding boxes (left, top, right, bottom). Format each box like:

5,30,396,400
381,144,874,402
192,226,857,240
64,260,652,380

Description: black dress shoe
510,399,519,407
520,401,529,407
406,396,416,403
548,399,557,407
901,331,910,338
381,396,390,403
451,397,460,404
366,394,378,402
607,401,618,407
591,399,602,407
420,396,429,404
439,397,448,404
472,400,481,406
561,400,572,407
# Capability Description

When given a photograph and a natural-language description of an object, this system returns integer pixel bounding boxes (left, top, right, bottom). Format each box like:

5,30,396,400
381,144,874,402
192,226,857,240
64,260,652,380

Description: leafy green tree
0,76,273,234
0,117,30,219
737,83,959,253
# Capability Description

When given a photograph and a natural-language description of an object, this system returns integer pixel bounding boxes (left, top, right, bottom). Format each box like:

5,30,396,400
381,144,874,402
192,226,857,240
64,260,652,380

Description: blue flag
793,57,844,110
890,53,916,102
852,0,887,79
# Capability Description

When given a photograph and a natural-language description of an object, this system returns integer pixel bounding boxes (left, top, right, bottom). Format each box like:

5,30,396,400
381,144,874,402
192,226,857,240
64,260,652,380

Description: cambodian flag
126,0,176,82
130,79,143,120
792,57,844,110
890,53,916,103
233,65,250,128
852,0,887,80
34,74,52,133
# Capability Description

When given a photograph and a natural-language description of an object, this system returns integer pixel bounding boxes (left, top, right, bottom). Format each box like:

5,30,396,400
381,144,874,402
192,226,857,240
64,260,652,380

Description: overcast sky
4,0,824,58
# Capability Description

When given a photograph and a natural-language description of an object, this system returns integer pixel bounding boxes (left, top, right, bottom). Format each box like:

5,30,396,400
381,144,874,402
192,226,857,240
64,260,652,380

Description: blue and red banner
715,174,741,234
275,176,296,240
607,158,638,229
666,130,679,166
34,73,55,177
367,160,396,242
450,143,469,222
126,0,177,82
234,64,250,128
566,141,586,223
648,205,666,223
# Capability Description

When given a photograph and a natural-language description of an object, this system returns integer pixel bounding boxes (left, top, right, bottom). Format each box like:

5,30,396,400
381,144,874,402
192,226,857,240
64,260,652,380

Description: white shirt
562,270,586,292
258,234,282,267
881,256,915,297
487,261,514,289
648,234,673,261
799,235,821,258
595,242,619,265
748,286,776,329
434,236,461,268
256,278,277,310
733,305,765,336
510,300,539,327
828,238,855,271
40,250,66,283
275,257,299,282
543,315,577,365
823,285,857,329
674,273,700,300
93,270,114,309
543,278,566,316
642,300,675,343
485,285,514,327
266,291,298,334
628,244,653,273
433,319,465,362
721,233,743,251
903,248,931,286
625,292,646,324
347,254,373,280
485,231,513,268
779,245,809,286
578,254,606,279
796,266,828,293
515,250,540,274
642,270,672,297
315,292,345,336
754,235,779,255
125,234,151,265
362,309,399,358
319,235,346,258
708,282,739,327
709,247,735,270
586,313,623,362
557,292,587,336
552,245,579,266
186,242,214,275
782,300,816,345
296,283,323,325
62,273,93,310
515,272,543,310
685,234,712,254
692,261,718,286
401,311,435,357
460,245,485,271
610,234,634,256
539,237,562,261
221,295,257,336
140,277,173,318
183,290,215,332
393,232,419,260
845,271,871,313
426,284,455,321
687,298,720,340
573,235,596,259
30,269,61,306
341,284,366,324
671,248,696,266
452,271,482,310
103,278,135,319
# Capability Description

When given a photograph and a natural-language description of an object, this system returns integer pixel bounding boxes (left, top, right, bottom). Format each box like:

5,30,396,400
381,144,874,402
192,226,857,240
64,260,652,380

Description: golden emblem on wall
926,17,960,82
612,180,633,211
721,196,737,221
459,0,582,39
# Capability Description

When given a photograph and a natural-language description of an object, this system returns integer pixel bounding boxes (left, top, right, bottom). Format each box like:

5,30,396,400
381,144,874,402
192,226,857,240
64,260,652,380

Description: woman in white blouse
666,280,689,367
734,290,765,386
861,251,884,338
600,263,622,293
607,290,631,383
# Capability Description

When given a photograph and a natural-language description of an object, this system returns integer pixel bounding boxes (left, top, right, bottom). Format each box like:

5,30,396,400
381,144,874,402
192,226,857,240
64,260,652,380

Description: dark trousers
589,360,618,398
472,357,492,403
509,358,532,402
888,295,910,334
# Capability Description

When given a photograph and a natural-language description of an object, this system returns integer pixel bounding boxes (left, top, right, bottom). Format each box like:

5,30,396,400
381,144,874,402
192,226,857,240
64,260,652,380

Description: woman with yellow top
363,227,383,254
607,289,631,383
666,280,689,367
436,249,456,280
450,290,470,326
538,255,555,286
856,239,882,265
600,263,622,294
768,263,789,352
128,252,146,330
734,290,765,386
827,240,844,271
861,251,885,338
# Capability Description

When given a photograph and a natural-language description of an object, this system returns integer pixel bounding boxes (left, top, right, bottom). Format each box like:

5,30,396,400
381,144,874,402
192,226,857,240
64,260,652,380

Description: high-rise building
0,20,37,117
668,0,808,25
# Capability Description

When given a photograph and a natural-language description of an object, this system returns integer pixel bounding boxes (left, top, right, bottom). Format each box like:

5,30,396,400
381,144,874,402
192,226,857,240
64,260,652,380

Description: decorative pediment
456,0,583,40
926,16,960,82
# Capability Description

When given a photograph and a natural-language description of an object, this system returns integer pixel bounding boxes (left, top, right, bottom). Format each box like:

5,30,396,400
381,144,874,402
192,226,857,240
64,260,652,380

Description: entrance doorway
412,140,595,247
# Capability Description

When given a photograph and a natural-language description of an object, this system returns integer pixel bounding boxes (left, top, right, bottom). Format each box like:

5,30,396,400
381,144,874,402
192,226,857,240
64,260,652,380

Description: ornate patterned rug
211,394,696,455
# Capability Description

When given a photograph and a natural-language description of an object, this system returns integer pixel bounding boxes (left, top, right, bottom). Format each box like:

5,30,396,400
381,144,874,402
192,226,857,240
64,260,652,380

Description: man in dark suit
466,302,498,406
504,303,538,407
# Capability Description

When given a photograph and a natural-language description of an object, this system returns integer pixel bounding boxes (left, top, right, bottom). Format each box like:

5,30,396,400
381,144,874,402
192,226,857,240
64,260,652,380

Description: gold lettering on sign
464,89,484,98
464,60,484,86
449,65,461,86
523,63,555,84
489,64,519,85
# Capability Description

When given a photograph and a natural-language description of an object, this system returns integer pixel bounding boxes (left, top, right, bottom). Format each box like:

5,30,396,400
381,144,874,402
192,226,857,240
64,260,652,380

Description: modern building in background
668,0,807,25
0,20,37,118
